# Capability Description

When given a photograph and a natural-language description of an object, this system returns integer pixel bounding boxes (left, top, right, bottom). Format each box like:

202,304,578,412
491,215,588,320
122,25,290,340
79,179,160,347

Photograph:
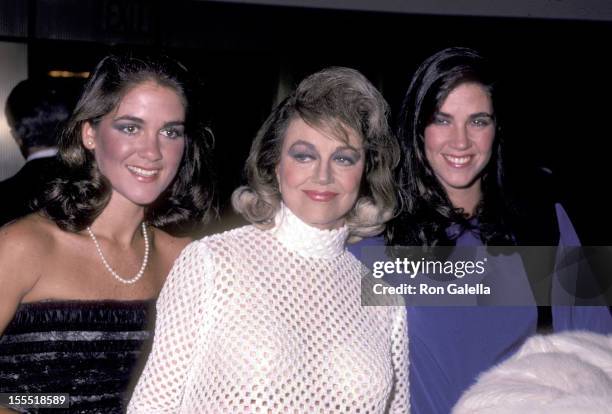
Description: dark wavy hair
37,54,215,235
232,66,400,241
388,47,514,246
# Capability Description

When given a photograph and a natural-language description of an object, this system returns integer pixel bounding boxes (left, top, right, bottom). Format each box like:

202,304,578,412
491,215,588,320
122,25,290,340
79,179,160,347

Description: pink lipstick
302,190,338,202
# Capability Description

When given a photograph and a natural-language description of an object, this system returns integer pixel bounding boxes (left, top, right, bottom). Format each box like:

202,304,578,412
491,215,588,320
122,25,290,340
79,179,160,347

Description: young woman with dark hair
0,54,215,413
353,46,612,414
390,47,511,247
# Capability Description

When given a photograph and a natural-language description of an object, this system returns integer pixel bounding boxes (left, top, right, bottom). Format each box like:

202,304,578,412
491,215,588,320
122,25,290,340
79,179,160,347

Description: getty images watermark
371,256,489,296
359,246,612,306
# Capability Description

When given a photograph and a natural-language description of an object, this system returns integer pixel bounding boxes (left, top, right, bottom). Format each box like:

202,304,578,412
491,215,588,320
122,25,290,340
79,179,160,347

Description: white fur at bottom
453,331,612,414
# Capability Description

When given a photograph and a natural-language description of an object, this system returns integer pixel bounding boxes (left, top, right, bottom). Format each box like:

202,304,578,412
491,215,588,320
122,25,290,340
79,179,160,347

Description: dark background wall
1,0,610,243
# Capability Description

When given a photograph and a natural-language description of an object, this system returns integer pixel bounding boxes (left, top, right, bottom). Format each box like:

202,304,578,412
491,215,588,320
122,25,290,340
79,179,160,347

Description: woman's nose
139,132,163,161
449,125,471,150
313,160,333,184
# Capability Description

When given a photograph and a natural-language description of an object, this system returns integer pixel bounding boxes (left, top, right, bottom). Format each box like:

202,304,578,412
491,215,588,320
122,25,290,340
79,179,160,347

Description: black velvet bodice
0,300,154,413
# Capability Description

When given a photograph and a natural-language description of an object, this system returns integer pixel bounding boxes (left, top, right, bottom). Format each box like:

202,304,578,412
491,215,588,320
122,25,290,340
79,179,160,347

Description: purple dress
349,204,612,414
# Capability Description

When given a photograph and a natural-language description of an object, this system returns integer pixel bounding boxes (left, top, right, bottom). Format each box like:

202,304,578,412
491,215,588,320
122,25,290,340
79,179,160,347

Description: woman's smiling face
82,81,186,207
276,117,365,230
424,82,495,208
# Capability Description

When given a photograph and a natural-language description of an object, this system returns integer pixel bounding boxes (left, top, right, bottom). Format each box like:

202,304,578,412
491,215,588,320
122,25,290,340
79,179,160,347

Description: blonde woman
129,67,409,413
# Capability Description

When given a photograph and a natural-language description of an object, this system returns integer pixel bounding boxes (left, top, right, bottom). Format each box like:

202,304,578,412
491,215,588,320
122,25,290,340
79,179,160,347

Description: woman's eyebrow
334,145,362,152
289,140,316,150
113,115,144,123
163,121,185,127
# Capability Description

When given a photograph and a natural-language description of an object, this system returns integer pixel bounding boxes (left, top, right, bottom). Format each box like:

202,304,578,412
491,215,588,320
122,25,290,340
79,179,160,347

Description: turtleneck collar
271,203,349,259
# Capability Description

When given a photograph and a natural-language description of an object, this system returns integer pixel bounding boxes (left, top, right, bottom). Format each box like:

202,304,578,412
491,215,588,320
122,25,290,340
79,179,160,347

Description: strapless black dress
0,300,154,413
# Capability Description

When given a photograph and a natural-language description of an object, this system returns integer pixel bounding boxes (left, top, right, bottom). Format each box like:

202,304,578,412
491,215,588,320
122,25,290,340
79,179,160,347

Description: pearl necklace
86,222,149,285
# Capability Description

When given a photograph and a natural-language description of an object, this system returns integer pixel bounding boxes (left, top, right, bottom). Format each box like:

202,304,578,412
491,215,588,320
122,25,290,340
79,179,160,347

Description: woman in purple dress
377,47,611,413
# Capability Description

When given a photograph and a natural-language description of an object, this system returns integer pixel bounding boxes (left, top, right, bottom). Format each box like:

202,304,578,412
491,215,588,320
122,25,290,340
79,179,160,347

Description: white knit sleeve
127,241,212,413
388,306,410,413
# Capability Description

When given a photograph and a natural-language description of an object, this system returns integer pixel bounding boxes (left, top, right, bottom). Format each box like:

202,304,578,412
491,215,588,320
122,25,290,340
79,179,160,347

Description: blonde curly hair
232,66,399,241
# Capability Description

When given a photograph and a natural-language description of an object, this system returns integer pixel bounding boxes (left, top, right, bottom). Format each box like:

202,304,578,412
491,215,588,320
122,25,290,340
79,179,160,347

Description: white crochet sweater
128,205,409,413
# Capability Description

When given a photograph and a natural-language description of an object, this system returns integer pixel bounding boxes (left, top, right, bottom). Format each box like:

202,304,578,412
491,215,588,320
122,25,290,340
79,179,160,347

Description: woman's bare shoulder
0,214,59,259
0,214,60,300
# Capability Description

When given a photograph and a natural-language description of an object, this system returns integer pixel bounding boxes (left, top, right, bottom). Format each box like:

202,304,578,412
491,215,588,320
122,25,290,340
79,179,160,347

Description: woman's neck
88,192,146,247
446,182,482,217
